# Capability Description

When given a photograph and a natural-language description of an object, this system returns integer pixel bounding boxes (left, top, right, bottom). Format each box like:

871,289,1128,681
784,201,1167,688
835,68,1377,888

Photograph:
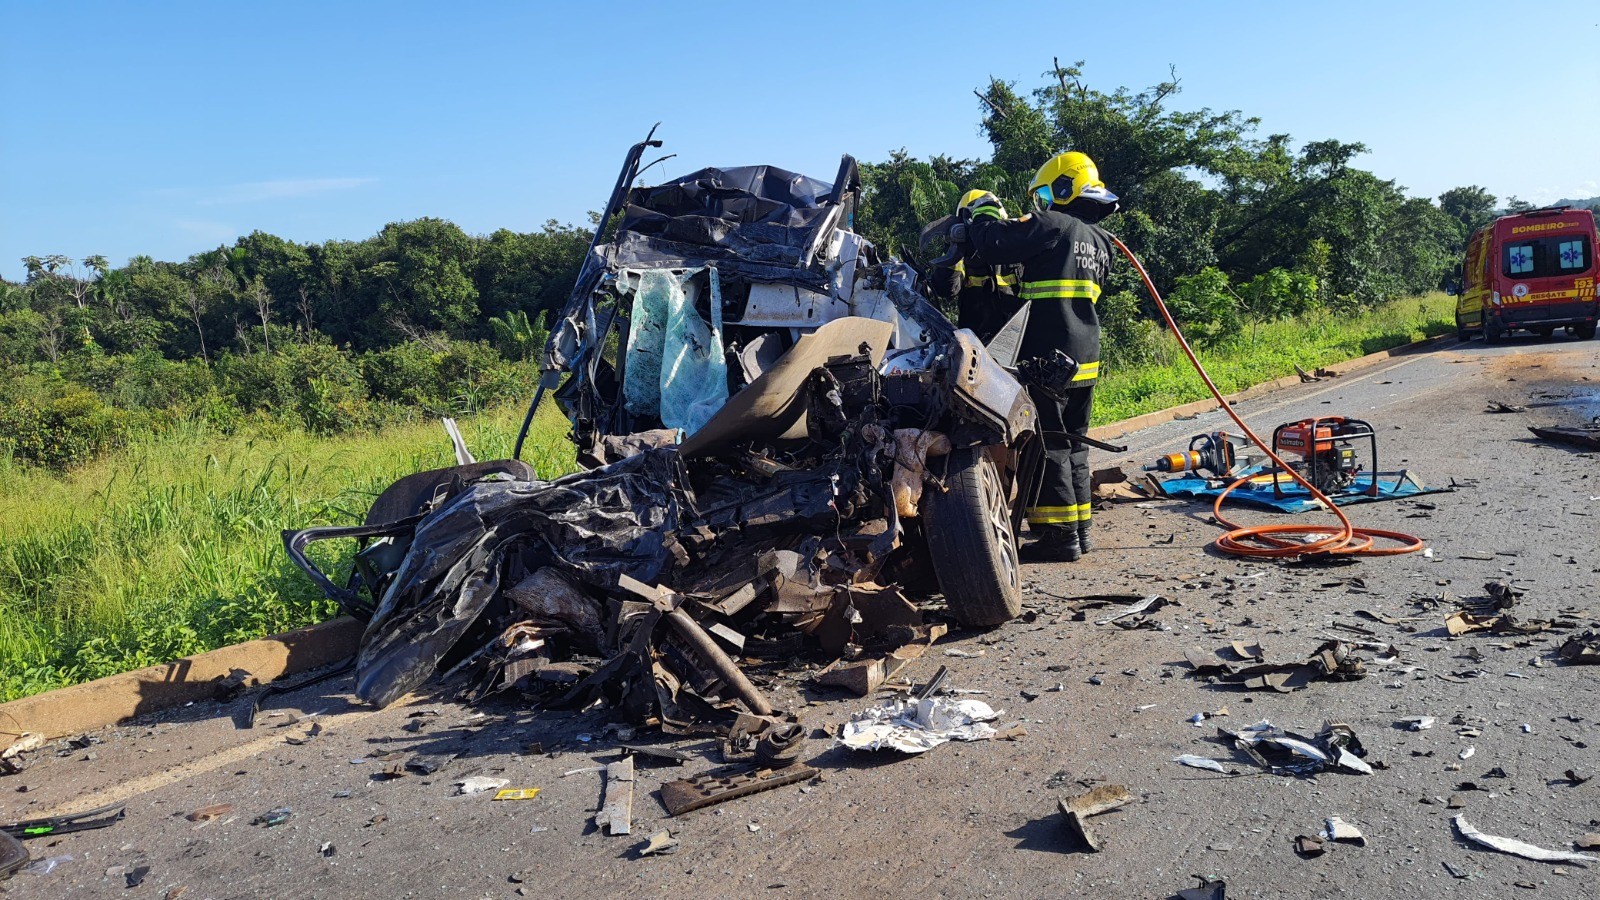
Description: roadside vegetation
0,56,1561,700
0,294,1450,702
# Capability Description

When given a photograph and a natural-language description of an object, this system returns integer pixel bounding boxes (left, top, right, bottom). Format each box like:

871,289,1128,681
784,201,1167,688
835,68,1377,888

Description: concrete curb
1,330,1455,739
0,617,364,741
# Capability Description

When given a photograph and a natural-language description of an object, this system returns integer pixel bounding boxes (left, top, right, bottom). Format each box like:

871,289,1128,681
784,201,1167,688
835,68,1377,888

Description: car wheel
1577,323,1598,340
1484,325,1504,345
1533,327,1554,339
923,448,1023,627
1455,318,1470,342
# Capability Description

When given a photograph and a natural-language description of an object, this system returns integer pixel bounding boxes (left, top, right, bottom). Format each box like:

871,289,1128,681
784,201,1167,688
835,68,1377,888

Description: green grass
0,293,1452,702
1093,293,1454,424
0,402,576,702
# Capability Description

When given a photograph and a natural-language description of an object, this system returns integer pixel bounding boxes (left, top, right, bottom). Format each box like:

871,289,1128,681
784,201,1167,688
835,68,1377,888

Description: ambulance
1455,206,1598,342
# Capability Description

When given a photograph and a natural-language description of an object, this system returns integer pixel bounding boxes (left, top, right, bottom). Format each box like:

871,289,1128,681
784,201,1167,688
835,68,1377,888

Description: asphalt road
7,333,1600,900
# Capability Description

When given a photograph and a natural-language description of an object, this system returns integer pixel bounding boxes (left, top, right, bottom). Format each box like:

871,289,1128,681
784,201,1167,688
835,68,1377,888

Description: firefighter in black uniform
928,190,1024,343
949,151,1119,561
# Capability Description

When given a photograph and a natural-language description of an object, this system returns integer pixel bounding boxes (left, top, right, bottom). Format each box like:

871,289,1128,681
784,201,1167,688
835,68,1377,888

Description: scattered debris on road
1528,422,1600,452
837,696,999,753
1322,816,1367,847
250,808,292,828
1058,784,1134,852
636,830,679,857
597,757,634,835
454,777,509,796
1184,640,1370,692
1558,631,1600,665
185,803,232,822
660,765,818,816
1452,815,1599,865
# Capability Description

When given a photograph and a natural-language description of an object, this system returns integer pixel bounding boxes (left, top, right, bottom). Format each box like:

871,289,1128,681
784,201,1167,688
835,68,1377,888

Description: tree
1438,185,1497,239
249,277,274,353
185,287,209,361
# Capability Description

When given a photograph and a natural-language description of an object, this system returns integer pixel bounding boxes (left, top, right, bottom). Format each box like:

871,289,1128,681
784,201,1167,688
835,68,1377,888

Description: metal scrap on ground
1184,640,1372,692
1452,815,1599,865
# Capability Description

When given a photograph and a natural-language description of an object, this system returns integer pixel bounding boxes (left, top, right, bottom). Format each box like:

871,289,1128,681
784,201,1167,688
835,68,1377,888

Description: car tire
1533,327,1554,339
1455,318,1470,342
923,448,1023,627
1577,323,1598,340
1484,325,1504,345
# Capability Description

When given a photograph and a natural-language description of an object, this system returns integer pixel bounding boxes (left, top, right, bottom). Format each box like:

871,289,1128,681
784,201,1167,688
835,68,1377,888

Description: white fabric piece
838,697,999,753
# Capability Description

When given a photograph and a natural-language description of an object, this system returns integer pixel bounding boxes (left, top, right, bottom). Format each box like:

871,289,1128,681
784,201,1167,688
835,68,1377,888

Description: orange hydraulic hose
1109,235,1425,558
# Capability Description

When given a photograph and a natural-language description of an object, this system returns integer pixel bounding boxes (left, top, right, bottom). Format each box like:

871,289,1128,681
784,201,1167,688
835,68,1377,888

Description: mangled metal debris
659,765,818,816
1199,720,1374,777
1442,581,1568,636
1184,640,1370,692
596,757,634,835
1558,631,1600,665
286,140,1049,745
1528,422,1600,451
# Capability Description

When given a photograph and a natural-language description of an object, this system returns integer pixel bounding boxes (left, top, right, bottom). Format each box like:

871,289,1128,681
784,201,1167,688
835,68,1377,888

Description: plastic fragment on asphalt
185,803,233,822
1404,716,1436,731
1321,816,1366,846
21,854,72,876
1058,784,1135,852
1174,755,1231,774
1452,815,1599,865
455,777,509,795
1459,746,1475,760
492,788,541,801
1174,877,1226,900
250,808,291,827
837,697,998,753
637,830,679,856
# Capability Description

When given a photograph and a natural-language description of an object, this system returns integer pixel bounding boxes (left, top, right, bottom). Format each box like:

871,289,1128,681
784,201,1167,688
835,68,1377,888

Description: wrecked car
285,131,1042,731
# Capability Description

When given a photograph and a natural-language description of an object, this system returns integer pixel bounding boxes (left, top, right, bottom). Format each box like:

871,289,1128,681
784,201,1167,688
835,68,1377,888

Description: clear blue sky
3,0,1597,280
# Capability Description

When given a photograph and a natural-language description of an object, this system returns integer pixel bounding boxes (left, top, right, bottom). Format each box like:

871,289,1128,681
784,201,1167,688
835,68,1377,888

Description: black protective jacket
929,260,1024,344
965,207,1114,383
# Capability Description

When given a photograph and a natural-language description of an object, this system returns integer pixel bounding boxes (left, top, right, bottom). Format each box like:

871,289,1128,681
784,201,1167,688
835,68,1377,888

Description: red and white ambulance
1456,206,1598,342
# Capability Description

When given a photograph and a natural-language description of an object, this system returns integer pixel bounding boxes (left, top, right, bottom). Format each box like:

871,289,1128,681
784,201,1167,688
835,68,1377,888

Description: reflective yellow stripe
994,274,1017,286
964,275,992,288
964,273,1018,288
1071,361,1100,382
1074,502,1092,522
1019,279,1102,302
1027,505,1080,525
970,206,1004,220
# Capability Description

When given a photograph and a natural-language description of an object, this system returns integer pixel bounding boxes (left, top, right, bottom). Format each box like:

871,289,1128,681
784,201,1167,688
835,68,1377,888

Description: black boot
1021,526,1081,563
1077,524,1093,555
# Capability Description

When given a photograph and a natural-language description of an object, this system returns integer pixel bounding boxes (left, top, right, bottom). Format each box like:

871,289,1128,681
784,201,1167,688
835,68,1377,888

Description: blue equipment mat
1158,466,1447,513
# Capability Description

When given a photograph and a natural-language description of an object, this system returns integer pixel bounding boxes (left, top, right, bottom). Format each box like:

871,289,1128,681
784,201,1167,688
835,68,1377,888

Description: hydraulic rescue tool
1145,431,1244,479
